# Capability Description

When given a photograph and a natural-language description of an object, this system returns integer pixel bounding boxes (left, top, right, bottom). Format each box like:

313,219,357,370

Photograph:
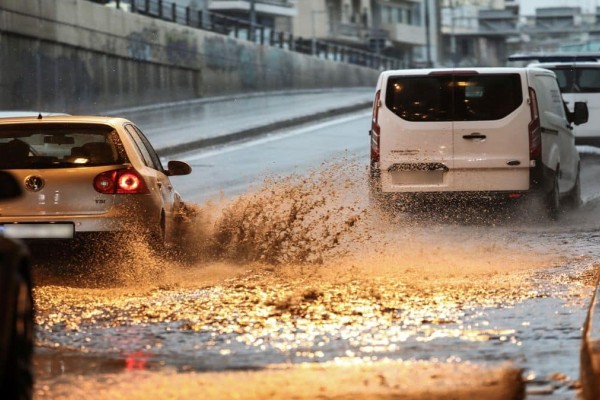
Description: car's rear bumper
0,213,159,239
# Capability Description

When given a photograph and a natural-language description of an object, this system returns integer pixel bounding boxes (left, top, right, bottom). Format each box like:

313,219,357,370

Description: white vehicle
369,67,589,218
509,54,600,146
0,115,192,249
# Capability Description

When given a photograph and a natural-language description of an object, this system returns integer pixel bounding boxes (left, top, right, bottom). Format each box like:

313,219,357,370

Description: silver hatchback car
0,115,192,247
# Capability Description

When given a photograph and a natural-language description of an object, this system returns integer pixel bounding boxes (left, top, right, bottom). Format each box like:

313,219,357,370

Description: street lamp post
425,0,432,67
311,9,328,56
451,0,457,67
249,0,257,42
311,10,318,55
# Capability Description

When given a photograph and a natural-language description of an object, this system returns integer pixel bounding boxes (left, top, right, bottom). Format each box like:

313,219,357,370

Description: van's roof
378,67,551,79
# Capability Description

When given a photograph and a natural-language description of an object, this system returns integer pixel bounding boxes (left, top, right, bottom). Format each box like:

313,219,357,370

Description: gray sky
519,0,598,15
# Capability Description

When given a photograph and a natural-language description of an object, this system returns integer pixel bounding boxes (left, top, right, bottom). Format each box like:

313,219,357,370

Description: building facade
440,1,600,67
293,0,439,68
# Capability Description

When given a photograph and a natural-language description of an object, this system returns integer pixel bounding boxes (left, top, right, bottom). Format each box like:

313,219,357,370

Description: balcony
381,22,425,46
208,0,296,17
477,9,519,36
328,22,369,44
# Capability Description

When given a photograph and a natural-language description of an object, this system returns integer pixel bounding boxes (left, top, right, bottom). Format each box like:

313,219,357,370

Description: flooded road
30,114,600,399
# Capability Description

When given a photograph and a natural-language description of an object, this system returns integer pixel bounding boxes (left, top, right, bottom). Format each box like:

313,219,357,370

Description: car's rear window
0,123,127,169
385,73,523,122
549,67,600,93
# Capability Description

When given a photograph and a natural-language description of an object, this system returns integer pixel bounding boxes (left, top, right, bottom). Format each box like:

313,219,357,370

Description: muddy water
31,159,600,399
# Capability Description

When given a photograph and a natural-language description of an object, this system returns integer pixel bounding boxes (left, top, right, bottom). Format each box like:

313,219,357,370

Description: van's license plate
0,223,74,239
392,170,444,185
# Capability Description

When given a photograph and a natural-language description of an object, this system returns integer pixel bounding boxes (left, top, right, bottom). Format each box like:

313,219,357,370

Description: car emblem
24,176,45,192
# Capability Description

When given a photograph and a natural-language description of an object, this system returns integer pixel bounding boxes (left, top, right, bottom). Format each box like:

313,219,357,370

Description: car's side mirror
166,160,192,176
572,101,589,126
0,171,22,200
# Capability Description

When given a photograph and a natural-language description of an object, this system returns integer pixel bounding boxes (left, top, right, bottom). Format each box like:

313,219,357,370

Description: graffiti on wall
204,36,240,71
205,36,264,89
4,40,99,113
239,47,257,89
127,27,158,61
265,48,293,88
165,30,198,66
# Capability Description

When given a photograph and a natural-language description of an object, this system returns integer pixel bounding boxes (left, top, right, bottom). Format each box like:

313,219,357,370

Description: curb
41,361,525,400
157,100,372,156
581,273,600,400
104,88,373,116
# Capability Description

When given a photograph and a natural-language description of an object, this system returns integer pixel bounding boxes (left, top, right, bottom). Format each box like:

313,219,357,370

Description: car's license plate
0,223,74,239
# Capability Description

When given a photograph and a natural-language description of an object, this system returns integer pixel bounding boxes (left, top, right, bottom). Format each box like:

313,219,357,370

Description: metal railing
97,0,401,70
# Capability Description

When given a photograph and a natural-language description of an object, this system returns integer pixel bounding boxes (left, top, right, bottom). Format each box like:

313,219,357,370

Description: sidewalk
106,88,374,156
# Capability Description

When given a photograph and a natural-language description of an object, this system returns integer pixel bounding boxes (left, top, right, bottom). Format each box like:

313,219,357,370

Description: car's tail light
94,169,149,194
370,89,381,164
528,87,542,160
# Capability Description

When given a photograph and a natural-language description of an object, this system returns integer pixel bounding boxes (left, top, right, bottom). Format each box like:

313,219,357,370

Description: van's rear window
385,74,523,122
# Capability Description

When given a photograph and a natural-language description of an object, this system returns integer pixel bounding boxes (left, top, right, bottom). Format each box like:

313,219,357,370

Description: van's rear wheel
545,172,560,220
565,164,582,209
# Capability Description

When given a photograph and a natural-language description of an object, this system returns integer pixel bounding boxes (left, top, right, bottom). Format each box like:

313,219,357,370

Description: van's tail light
94,169,149,194
528,87,542,160
370,89,381,165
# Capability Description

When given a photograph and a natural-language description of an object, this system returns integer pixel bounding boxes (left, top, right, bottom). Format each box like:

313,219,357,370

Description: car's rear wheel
147,213,167,254
2,265,34,400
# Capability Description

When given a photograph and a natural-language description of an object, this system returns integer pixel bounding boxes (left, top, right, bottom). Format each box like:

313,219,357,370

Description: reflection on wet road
28,105,600,399
30,114,600,399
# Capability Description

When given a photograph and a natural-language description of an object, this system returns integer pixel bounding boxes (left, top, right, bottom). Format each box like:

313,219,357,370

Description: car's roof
0,111,70,118
0,115,131,126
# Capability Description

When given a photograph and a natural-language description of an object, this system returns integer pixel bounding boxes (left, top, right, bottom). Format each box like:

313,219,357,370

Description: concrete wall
0,0,380,113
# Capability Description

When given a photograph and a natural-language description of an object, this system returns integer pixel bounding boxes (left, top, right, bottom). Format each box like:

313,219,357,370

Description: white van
509,53,600,146
509,54,600,146
368,67,589,218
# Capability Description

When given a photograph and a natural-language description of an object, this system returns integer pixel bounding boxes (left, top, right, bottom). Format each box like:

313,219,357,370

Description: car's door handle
463,134,486,140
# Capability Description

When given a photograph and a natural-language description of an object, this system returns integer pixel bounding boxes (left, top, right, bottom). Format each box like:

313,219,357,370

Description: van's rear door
379,71,454,192
452,71,531,191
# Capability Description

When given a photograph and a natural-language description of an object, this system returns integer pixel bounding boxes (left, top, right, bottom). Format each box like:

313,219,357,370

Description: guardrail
96,0,401,70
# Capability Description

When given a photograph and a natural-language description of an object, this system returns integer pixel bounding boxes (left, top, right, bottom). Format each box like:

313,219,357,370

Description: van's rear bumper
370,161,548,201
373,166,533,194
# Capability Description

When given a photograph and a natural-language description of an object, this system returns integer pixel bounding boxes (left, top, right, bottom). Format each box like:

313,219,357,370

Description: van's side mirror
572,102,589,126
